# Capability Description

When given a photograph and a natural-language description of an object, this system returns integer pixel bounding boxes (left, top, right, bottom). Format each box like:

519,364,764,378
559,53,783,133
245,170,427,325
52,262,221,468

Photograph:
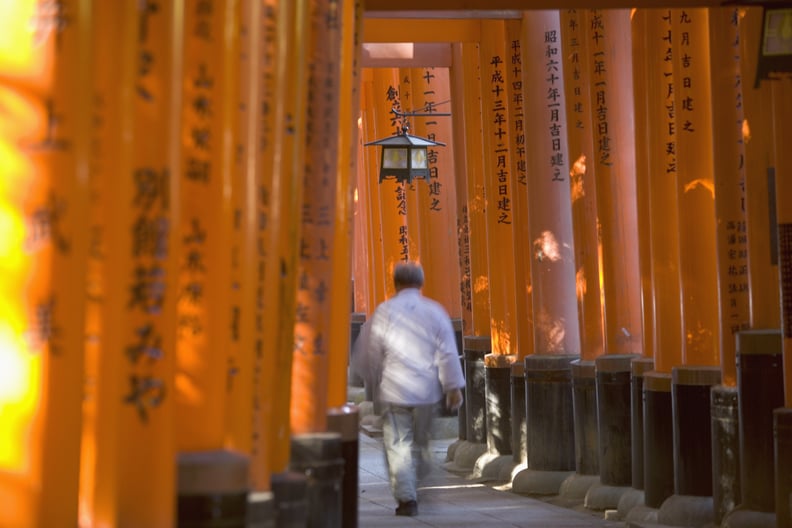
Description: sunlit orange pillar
175,0,237,453
637,8,681,510
92,1,183,525
478,19,518,362
514,10,580,495
226,0,260,460
359,72,385,311
410,67,461,318
0,1,91,525
398,69,422,266
559,8,603,485
268,1,310,514
326,4,363,525
327,0,363,410
665,9,722,510
476,19,519,464
371,68,410,297
81,2,134,525
449,42,491,455
582,9,643,499
503,19,534,465
628,9,655,497
247,2,309,523
290,0,343,436
449,44,474,342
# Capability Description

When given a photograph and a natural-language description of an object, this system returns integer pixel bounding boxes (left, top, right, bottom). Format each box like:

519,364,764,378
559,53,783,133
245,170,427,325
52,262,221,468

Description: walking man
365,261,465,517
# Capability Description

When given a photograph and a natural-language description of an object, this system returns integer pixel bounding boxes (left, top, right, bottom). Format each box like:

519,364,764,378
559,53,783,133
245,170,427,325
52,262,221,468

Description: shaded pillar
271,472,308,528
644,372,674,509
349,312,366,388
511,363,527,464
737,330,784,512
571,360,599,477
453,319,466,433
327,406,360,528
672,366,721,497
177,451,249,528
484,355,515,456
290,433,345,528
775,409,792,528
711,385,740,525
464,336,490,444
631,357,654,490
524,355,577,473
596,354,638,487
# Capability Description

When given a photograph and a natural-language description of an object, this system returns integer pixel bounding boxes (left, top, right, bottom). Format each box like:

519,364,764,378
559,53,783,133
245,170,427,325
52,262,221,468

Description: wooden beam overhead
364,0,728,10
363,18,481,43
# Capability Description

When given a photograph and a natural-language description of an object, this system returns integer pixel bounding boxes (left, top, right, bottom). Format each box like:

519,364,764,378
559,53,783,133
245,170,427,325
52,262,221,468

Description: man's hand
445,388,463,412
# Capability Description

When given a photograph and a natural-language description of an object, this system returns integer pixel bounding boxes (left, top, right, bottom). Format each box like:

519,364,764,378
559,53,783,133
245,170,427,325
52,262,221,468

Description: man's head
393,262,424,291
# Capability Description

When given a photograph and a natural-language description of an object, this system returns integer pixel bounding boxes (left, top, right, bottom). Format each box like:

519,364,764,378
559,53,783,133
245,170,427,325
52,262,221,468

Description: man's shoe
395,500,418,516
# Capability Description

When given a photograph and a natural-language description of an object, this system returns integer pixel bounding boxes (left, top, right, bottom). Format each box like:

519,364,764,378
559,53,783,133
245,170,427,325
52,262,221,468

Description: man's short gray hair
393,262,424,289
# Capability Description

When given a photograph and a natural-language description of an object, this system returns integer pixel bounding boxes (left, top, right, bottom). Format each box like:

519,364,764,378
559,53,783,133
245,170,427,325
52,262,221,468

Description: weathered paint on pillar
269,0,310,474
642,8,683,374
520,10,580,356
561,9,604,362
773,77,792,405
451,43,490,337
505,19,535,360
631,10,656,362
585,9,643,357
710,7,750,387
479,19,518,357
175,0,237,453
371,68,410,299
93,0,183,525
410,66,462,318
0,1,90,525
290,0,343,434
327,0,362,409
672,8,719,367
740,7,781,331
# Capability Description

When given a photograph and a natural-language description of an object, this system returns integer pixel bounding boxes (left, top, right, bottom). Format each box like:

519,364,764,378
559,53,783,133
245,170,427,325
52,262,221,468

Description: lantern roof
364,133,445,148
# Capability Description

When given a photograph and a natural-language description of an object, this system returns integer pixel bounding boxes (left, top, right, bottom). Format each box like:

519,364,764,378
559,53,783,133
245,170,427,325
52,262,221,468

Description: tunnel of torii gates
1,0,792,527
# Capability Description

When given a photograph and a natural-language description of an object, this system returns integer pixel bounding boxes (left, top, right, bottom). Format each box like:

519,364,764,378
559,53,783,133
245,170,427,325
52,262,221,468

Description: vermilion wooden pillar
268,0,310,477
514,10,580,496
504,19,534,362
371,68,410,299
519,11,579,359
451,43,490,338
740,11,780,331
410,66,461,318
327,0,363,410
176,0,238,454
92,1,183,525
479,19,518,360
290,0,344,435
0,1,91,525
638,8,680,510
673,8,719,368
559,8,603,489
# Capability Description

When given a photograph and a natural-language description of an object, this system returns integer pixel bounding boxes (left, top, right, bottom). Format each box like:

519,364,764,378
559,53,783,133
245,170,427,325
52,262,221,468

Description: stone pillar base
512,468,574,496
472,452,517,482
558,474,599,504
446,439,487,473
584,482,631,512
657,494,714,527
722,509,777,528
247,491,275,528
